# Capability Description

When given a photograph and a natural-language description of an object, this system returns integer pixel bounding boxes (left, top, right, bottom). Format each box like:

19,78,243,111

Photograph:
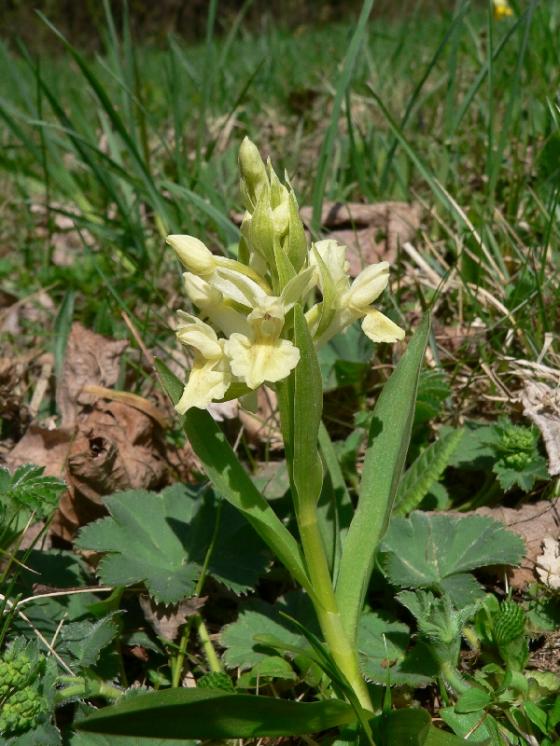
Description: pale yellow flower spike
169,139,405,413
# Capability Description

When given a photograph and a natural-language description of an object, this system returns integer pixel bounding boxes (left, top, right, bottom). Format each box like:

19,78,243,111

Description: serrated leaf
76,688,357,739
357,612,438,687
447,423,499,470
414,369,451,426
58,613,121,670
3,721,62,746
379,512,525,598
493,457,548,492
395,429,464,515
221,592,317,670
0,464,65,520
76,484,268,603
439,573,486,607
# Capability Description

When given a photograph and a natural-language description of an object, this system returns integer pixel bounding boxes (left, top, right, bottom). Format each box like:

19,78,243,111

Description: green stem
55,676,122,704
194,615,222,673
172,496,223,687
440,661,471,695
298,504,373,713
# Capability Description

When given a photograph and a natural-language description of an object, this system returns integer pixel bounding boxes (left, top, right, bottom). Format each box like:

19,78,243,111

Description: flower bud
239,137,268,204
167,235,216,277
348,262,389,309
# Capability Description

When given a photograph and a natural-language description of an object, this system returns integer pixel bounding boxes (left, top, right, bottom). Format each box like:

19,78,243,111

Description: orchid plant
78,139,432,744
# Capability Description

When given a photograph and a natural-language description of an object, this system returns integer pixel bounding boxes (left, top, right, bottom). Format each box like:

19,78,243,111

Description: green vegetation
1,1,559,744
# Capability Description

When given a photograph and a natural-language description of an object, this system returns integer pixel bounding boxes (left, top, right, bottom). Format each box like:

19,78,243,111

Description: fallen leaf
139,594,207,641
536,537,560,590
56,322,128,427
0,290,55,336
5,424,73,478
54,398,169,540
522,381,560,476
457,499,560,589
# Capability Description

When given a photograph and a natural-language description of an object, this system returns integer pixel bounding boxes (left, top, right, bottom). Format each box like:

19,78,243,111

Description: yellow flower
224,295,300,389
223,269,314,390
174,313,231,414
493,0,513,19
168,140,406,413
309,239,405,346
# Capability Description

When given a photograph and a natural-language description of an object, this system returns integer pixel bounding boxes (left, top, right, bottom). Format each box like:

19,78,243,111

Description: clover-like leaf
379,512,525,607
76,484,268,604
357,611,438,687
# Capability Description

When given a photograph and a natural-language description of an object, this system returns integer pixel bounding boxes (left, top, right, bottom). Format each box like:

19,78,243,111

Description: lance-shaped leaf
155,359,312,598
76,688,357,739
336,316,430,642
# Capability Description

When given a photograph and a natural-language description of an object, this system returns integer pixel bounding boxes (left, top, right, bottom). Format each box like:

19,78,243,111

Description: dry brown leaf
521,381,560,476
469,499,560,589
56,323,128,427
0,290,55,336
5,425,73,478
139,594,206,641
53,398,169,541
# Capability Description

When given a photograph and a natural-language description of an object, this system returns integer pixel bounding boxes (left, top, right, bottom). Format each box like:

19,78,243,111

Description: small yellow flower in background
492,0,513,20
168,138,405,413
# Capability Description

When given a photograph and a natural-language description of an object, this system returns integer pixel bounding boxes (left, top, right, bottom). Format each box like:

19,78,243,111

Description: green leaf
440,707,503,744
357,612,438,688
155,359,311,595
57,614,121,671
394,429,464,515
380,512,525,601
336,316,431,642
3,721,62,745
454,689,492,714
0,464,65,516
237,656,297,688
493,457,548,492
414,370,451,427
76,688,357,739
371,708,431,745
183,407,312,595
318,322,373,392
318,423,353,577
76,484,269,603
221,593,317,670
53,290,75,382
70,732,193,746
293,304,324,512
